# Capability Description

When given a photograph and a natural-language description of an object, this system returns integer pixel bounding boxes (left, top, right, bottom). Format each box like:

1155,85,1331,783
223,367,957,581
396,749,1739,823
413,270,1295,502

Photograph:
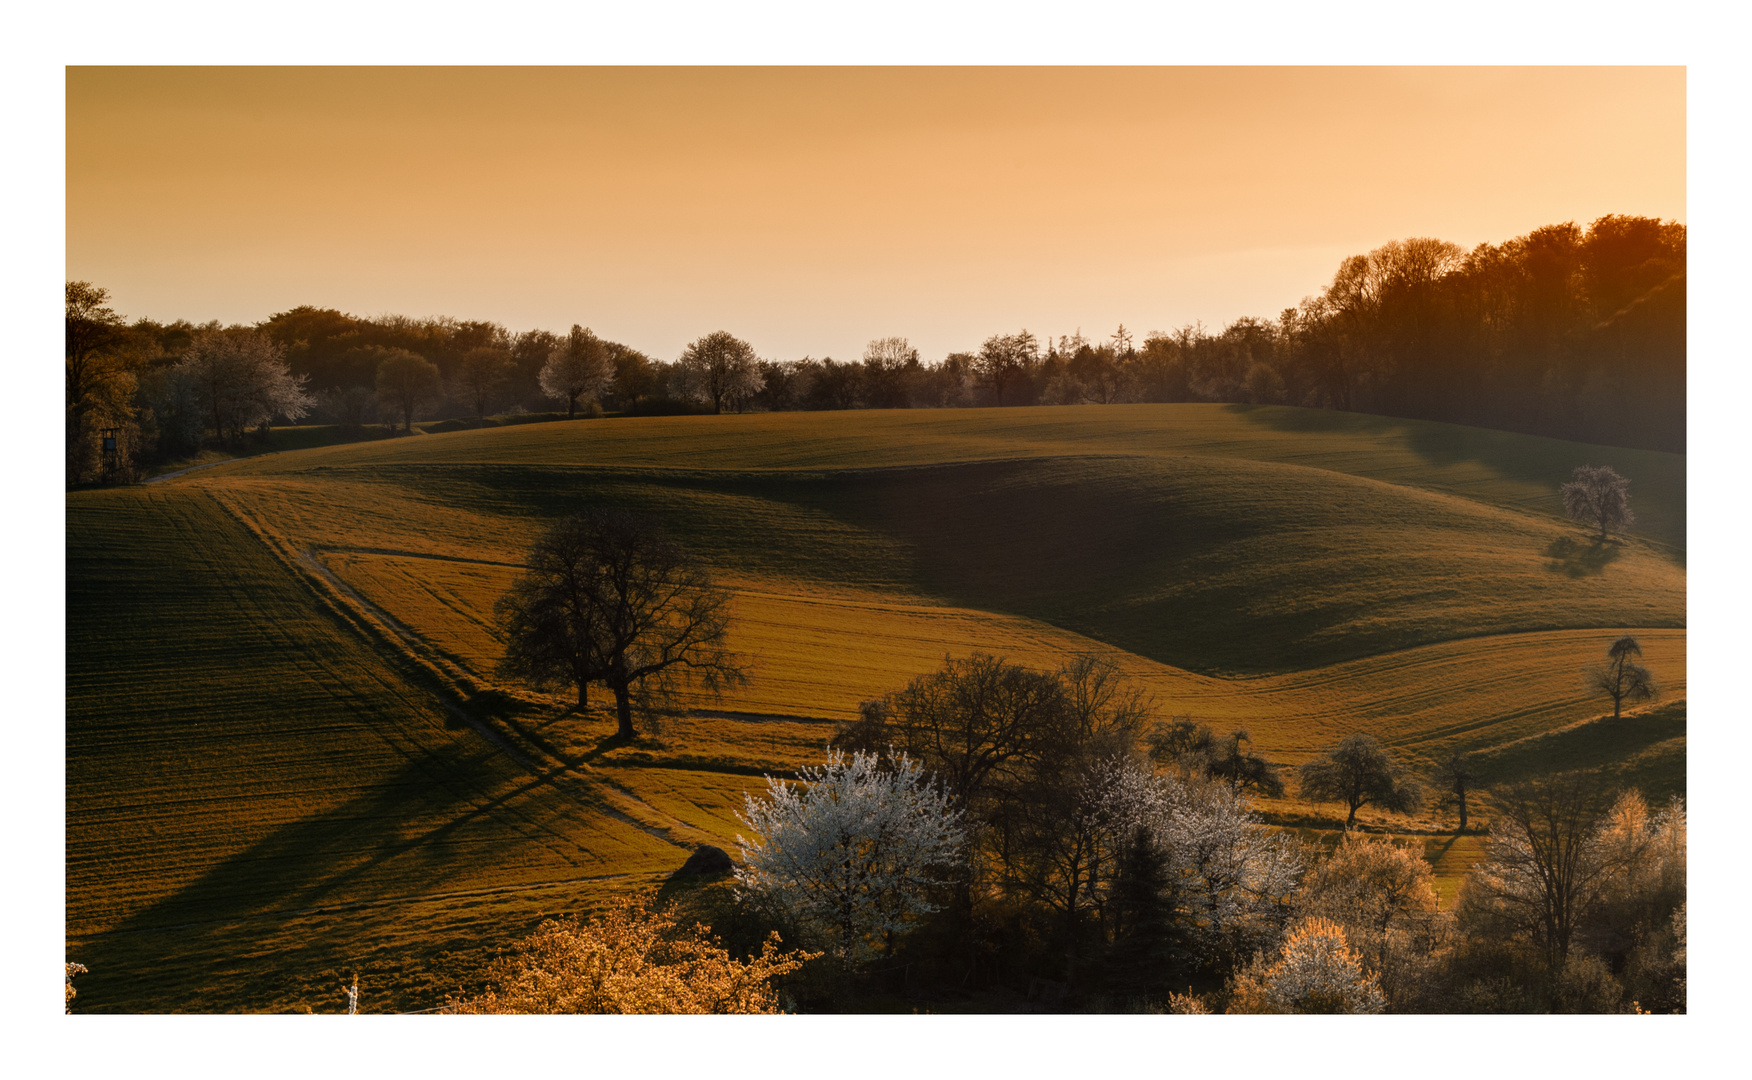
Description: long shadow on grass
1224,403,1687,559
366,453,1682,677
73,737,681,1013
1542,535,1623,577
1471,699,1687,803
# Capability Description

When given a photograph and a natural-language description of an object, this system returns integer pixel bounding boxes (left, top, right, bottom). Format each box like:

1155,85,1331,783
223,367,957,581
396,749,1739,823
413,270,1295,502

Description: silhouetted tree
975,331,1038,406
1298,734,1423,829
455,346,514,425
65,281,129,446
1456,771,1627,966
1103,824,1183,1000
1204,729,1286,798
1587,635,1657,719
1144,719,1283,797
495,509,745,739
1437,751,1477,833
373,349,441,434
861,337,920,409
1561,465,1635,540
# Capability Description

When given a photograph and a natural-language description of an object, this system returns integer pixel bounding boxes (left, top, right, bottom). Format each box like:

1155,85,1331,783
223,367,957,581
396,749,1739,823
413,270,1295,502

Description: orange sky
66,67,1685,362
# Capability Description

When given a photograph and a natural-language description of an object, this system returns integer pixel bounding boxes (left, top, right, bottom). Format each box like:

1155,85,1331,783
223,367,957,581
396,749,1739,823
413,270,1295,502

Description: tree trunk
611,681,635,740
1346,799,1361,829
567,393,577,421
576,681,588,711
1457,787,1468,833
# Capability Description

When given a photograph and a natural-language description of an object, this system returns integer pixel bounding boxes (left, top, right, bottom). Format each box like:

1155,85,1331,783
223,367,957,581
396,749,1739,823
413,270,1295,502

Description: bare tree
540,325,615,420
1587,635,1657,719
861,653,1071,813
373,349,442,434
1561,465,1635,540
455,346,515,426
1298,734,1423,830
1457,771,1629,966
495,509,745,739
676,331,763,415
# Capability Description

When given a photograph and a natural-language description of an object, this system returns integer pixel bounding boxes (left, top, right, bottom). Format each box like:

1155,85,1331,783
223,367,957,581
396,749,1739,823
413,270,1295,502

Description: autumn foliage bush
443,894,817,1014
1228,917,1386,1014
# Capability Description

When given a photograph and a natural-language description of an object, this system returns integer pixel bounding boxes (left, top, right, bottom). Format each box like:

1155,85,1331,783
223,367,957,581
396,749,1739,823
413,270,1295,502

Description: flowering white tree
176,328,314,445
676,330,763,414
540,325,615,420
1093,759,1301,967
736,750,966,971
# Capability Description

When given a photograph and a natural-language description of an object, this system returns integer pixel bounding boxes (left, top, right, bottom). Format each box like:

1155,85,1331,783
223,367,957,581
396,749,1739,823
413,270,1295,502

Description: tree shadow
580,730,637,760
1541,535,1623,578
68,741,640,1013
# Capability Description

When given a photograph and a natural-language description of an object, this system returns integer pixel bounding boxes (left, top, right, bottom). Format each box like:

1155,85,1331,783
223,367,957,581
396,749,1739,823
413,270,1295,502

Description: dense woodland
65,214,1684,484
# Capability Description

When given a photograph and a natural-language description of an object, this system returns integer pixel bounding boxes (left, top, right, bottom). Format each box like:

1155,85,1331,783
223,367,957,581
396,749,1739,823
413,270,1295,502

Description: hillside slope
69,404,1685,1011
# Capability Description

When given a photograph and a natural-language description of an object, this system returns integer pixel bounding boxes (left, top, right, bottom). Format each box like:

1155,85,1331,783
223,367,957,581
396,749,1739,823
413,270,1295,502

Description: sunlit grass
70,403,1685,1011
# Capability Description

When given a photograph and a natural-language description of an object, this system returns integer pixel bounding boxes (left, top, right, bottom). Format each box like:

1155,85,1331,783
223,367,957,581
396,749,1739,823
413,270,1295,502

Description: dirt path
142,457,244,484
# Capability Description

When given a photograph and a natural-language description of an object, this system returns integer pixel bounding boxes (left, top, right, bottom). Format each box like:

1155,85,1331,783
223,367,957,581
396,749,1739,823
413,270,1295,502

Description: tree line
64,213,1683,484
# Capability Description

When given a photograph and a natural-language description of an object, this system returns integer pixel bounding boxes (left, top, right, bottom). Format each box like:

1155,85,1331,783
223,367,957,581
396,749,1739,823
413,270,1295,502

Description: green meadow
66,403,1685,1012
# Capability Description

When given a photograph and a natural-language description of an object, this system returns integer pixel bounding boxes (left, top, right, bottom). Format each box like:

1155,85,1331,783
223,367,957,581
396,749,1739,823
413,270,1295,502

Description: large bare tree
495,509,744,739
1457,771,1631,967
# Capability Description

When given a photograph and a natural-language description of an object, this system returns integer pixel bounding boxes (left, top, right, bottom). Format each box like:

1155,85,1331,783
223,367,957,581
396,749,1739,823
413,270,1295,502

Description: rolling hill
66,403,1685,1011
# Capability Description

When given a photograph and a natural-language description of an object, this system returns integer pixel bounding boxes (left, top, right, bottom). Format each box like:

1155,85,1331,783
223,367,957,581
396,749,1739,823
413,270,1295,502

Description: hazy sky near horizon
67,66,1685,362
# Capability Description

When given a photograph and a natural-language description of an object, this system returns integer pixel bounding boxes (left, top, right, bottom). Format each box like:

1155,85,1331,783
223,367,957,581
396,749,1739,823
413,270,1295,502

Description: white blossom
1090,758,1301,960
736,750,965,970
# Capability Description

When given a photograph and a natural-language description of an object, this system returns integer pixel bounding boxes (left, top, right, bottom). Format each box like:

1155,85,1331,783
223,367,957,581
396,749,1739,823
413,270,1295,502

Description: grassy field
68,403,1685,1011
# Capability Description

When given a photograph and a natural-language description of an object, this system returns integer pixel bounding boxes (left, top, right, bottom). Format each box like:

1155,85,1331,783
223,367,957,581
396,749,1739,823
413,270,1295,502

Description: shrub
443,894,816,1014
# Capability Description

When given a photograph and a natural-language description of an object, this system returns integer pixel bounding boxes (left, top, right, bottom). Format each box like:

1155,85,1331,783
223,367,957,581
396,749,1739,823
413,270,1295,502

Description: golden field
67,404,1684,1011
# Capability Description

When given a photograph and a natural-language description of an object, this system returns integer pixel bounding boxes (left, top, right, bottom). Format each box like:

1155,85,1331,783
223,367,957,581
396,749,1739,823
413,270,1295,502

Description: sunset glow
67,66,1683,361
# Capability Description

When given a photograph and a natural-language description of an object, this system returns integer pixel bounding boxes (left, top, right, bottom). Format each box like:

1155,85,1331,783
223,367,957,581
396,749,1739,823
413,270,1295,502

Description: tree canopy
1587,635,1657,719
494,508,744,739
1298,733,1423,829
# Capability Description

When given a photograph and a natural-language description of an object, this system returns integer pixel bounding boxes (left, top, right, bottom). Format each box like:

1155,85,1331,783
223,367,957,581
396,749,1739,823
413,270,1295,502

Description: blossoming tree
736,750,966,971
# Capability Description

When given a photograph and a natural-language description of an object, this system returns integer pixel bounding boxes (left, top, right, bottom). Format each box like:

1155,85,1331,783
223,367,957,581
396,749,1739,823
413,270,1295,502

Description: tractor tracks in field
67,871,668,941
199,489,695,852
293,544,693,849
